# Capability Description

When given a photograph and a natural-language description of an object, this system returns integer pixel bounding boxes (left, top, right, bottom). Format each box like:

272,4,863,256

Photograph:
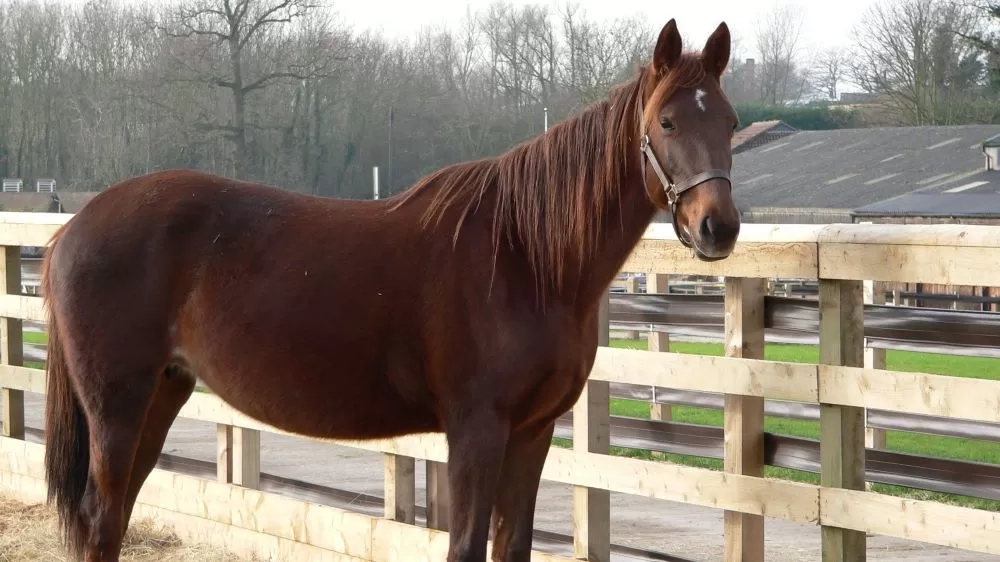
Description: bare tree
812,47,851,100
851,0,988,124
753,2,810,104
154,0,341,179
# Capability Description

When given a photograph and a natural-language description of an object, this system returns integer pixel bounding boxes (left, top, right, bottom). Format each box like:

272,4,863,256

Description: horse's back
45,169,447,438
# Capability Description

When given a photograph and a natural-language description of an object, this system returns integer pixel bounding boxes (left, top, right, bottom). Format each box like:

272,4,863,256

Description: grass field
564,338,1000,511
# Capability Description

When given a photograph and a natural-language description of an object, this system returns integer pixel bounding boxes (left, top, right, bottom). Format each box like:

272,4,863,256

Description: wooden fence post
572,292,611,562
216,424,260,488
384,454,416,523
862,280,886,451
624,275,640,339
723,277,766,562
1,245,24,440
819,279,867,562
426,460,450,530
646,273,671,422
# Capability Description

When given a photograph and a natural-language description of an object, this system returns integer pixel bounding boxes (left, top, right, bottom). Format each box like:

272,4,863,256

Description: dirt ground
0,493,255,562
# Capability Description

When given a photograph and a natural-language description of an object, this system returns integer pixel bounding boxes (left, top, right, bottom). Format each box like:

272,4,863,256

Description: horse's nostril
700,215,716,241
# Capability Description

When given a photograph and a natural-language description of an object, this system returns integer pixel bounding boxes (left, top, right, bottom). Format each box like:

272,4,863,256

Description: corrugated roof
853,188,1000,218
731,120,796,154
731,124,1000,209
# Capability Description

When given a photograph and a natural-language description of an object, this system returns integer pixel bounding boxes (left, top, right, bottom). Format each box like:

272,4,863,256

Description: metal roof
731,124,1000,209
852,188,1000,218
731,120,797,154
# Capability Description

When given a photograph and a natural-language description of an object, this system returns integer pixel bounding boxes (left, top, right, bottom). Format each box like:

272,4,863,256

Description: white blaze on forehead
694,89,707,112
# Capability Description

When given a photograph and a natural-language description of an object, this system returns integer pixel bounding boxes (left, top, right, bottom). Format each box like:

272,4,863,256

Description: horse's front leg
489,420,555,562
444,407,511,562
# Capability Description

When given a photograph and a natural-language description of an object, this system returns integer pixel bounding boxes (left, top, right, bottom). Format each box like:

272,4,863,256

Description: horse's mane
390,53,709,297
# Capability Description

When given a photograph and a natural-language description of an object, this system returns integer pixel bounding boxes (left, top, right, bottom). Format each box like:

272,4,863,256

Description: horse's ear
652,19,682,74
701,22,731,78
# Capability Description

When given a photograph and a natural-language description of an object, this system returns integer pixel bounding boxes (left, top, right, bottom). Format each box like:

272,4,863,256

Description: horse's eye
660,118,675,130
733,121,740,131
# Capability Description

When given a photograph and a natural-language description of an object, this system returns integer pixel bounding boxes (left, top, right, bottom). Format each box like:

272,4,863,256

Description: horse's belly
194,362,440,441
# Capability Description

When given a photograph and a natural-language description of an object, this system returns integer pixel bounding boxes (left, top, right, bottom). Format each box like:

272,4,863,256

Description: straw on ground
0,493,257,561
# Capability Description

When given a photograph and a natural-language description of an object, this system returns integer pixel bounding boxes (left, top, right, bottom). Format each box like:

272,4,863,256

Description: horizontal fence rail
3,215,1000,562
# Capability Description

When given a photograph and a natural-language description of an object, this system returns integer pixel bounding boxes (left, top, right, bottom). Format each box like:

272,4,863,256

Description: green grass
23,332,47,346
559,338,1000,511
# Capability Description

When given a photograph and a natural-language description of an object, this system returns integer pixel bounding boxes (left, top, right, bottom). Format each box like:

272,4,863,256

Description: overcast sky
53,0,881,60
332,0,881,57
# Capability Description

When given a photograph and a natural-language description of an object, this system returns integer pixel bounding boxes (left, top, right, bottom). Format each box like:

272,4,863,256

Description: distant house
730,124,1000,224
731,120,797,155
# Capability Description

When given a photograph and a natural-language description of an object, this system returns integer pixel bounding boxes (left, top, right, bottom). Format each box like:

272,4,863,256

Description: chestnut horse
41,18,740,562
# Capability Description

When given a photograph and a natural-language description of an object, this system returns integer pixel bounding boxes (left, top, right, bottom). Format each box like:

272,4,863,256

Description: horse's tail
42,224,91,559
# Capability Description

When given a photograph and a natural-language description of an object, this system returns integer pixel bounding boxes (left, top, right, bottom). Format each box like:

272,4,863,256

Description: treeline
0,0,997,198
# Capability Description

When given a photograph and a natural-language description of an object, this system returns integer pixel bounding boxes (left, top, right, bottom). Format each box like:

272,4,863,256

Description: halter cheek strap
637,99,732,248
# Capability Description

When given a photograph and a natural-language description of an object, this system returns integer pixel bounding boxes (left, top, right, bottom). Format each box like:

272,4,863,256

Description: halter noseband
637,97,732,249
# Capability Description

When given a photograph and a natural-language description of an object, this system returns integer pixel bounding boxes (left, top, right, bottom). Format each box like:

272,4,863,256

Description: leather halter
637,97,732,249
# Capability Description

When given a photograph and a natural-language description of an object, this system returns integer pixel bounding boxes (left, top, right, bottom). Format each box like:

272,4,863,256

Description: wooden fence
2,212,1000,561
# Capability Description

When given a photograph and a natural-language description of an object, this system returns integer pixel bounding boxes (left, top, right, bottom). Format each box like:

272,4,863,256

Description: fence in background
1,213,1000,561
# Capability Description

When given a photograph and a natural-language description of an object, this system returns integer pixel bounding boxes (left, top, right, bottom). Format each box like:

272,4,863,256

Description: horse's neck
576,174,658,308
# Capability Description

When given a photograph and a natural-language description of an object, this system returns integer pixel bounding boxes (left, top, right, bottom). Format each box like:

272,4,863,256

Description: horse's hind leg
489,421,555,562
70,343,167,562
120,365,196,534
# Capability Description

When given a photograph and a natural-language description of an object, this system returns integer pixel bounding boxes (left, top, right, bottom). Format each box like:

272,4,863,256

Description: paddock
2,211,1000,561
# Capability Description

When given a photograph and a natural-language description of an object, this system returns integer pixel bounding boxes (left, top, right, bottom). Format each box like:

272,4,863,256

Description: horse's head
638,19,740,261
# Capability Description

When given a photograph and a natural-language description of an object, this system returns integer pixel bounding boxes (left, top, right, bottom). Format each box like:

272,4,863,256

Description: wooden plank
646,273,671,422
862,279,887,450
0,438,575,562
233,426,261,488
623,238,818,278
0,294,45,323
542,446,819,523
641,222,827,243
0,218,67,248
819,365,1000,423
590,347,818,404
818,279,866,562
816,222,1000,248
820,488,1000,556
383,454,416,524
819,243,1000,286
425,460,449,530
0,365,44,393
573,293,611,562
1,246,23,440
217,424,233,483
723,277,766,562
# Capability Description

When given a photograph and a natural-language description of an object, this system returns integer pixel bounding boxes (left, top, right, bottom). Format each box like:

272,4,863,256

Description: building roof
731,124,1000,209
731,120,797,154
55,192,99,213
852,189,1000,218
0,193,59,212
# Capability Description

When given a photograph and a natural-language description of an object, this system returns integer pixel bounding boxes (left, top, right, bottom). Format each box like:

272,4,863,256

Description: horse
40,18,740,562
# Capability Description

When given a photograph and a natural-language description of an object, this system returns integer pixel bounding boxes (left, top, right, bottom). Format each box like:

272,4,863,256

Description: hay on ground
0,493,259,561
